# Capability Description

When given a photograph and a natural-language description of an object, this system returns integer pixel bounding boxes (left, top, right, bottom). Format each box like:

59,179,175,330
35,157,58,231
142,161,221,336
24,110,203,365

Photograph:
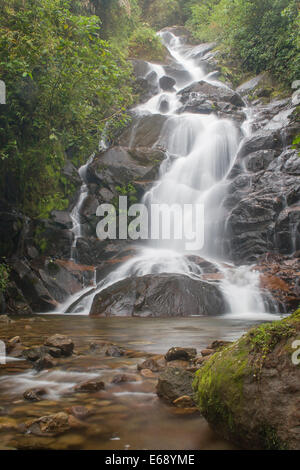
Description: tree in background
185,0,299,85
0,0,134,217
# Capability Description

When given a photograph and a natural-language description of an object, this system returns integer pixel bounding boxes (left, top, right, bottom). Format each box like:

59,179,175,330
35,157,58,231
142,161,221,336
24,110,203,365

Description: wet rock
193,311,300,449
10,259,58,312
74,378,105,393
209,340,232,350
86,145,165,202
5,282,33,315
111,374,138,384
201,349,214,357
23,346,47,362
140,369,156,378
118,114,168,148
33,354,57,371
165,347,197,362
236,74,266,96
179,80,244,108
44,334,74,357
156,367,194,403
90,273,226,317
237,130,281,159
67,406,91,420
173,395,195,408
105,345,124,357
137,358,161,372
22,412,83,437
23,388,47,402
159,75,176,91
166,360,189,369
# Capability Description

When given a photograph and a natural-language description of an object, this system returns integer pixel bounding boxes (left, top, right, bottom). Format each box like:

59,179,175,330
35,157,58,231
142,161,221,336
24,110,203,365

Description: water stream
60,30,279,319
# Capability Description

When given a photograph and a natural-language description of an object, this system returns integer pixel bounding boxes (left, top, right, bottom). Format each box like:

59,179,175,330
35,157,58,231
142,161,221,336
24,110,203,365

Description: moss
193,338,250,432
247,321,297,355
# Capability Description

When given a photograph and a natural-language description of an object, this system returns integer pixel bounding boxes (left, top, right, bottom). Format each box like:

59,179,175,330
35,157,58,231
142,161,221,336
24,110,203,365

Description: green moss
193,338,250,432
247,321,297,355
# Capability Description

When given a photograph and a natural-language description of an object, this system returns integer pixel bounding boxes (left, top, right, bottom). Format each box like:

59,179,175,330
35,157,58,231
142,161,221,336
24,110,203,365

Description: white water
62,30,280,319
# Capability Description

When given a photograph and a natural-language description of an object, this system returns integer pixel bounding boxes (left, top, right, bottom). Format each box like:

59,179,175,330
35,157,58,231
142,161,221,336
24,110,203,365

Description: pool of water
0,314,280,450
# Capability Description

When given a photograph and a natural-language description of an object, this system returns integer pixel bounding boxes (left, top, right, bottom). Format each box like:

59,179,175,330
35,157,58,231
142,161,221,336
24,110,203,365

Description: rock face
156,367,194,403
193,310,300,450
90,273,226,317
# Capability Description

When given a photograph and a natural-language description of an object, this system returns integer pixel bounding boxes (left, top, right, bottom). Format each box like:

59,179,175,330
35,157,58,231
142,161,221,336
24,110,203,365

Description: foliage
185,0,300,85
0,0,134,217
138,0,188,30
0,262,10,292
129,25,166,61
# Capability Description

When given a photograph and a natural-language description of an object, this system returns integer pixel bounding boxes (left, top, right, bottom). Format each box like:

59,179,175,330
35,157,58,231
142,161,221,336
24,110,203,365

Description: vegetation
185,0,300,86
0,0,162,219
129,26,166,61
0,262,10,292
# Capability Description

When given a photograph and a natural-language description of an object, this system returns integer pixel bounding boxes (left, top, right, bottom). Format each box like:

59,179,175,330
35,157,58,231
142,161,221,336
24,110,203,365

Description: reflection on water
0,315,279,450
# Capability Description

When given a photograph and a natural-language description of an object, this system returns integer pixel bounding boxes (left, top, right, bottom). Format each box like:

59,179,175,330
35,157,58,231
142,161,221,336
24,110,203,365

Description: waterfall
61,30,278,318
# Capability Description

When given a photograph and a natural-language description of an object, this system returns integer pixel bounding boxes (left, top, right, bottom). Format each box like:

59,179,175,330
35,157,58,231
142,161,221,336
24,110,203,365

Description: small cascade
61,30,279,318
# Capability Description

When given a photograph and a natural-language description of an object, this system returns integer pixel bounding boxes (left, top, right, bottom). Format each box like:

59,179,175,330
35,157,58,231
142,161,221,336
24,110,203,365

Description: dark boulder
179,80,244,108
165,347,197,362
156,367,194,404
159,75,176,91
90,273,226,317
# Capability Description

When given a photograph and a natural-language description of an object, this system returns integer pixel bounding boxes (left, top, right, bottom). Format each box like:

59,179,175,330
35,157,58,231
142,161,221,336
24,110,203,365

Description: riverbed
0,314,281,450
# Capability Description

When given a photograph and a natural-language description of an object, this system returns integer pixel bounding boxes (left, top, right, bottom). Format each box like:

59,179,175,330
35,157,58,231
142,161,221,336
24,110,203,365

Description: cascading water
62,30,279,318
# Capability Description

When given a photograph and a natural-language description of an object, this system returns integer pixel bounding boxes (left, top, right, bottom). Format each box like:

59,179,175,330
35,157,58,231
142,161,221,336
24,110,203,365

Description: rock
201,349,214,357
105,345,124,357
23,388,47,402
67,406,90,420
50,210,72,229
166,359,189,369
236,74,266,96
90,273,226,317
179,80,244,108
193,310,300,450
159,75,176,91
23,346,47,362
44,334,74,357
111,374,138,384
173,395,195,408
86,145,165,205
209,340,232,350
74,378,105,393
33,354,57,371
237,130,281,159
137,358,161,372
291,80,300,90
118,114,168,148
156,367,194,404
22,412,82,437
10,259,58,312
5,282,33,315
165,347,197,362
140,369,156,378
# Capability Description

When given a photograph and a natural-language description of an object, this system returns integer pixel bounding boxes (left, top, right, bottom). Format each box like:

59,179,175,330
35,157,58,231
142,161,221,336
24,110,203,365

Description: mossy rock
193,310,300,449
